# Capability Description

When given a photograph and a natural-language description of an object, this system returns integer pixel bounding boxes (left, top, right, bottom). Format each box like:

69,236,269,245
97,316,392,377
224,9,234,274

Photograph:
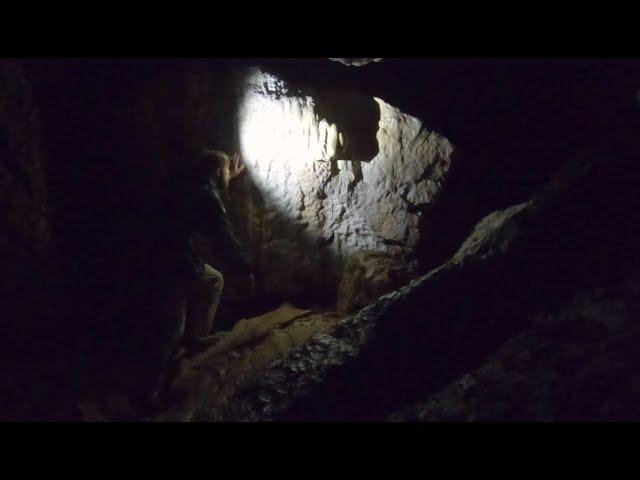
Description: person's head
197,149,231,188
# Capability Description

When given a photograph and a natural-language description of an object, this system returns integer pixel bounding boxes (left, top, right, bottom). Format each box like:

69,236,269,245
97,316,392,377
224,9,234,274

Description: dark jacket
157,170,251,278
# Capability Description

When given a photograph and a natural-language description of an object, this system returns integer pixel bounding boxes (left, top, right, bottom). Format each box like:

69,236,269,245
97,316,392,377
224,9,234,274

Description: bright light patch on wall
238,70,344,213
234,68,453,301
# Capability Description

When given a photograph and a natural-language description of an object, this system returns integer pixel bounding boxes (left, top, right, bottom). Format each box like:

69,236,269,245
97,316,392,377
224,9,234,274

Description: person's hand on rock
229,152,246,180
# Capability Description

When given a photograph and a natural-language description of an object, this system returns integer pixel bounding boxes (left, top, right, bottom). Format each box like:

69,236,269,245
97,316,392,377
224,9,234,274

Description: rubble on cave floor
79,303,343,421
389,280,640,421
151,304,343,421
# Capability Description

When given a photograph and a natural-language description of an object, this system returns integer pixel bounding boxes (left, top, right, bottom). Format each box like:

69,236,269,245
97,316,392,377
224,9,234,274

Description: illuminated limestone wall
238,69,454,304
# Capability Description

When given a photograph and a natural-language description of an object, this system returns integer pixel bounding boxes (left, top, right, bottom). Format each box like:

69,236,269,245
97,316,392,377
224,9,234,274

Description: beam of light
236,69,453,261
238,70,344,215
235,69,453,303
236,69,394,260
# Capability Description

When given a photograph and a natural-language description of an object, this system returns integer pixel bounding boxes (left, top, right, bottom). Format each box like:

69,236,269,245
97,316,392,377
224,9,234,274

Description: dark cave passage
2,58,640,421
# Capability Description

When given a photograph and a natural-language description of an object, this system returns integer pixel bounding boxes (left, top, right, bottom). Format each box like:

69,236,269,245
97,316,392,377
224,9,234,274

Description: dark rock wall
390,280,640,421
0,61,49,319
0,61,55,419
202,118,640,421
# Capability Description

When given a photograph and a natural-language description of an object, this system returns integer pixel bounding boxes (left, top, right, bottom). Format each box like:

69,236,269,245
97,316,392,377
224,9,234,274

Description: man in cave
144,149,254,378
171,149,254,355
129,149,256,411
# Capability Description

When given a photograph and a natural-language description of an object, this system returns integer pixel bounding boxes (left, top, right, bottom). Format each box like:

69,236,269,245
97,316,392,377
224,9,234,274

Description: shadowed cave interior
2,58,640,421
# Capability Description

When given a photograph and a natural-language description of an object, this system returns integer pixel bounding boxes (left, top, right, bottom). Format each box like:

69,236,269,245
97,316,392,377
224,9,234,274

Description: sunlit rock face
239,70,453,304
0,63,49,255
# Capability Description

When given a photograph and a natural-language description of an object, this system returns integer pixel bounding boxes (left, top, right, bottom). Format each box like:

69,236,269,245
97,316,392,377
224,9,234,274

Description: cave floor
80,304,344,421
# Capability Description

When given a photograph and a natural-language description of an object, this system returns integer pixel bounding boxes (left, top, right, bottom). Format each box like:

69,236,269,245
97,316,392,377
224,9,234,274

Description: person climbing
171,149,254,354
139,149,254,405
92,149,255,415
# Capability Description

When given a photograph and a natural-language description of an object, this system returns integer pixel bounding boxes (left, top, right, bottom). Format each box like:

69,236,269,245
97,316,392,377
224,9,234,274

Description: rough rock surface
239,69,453,303
0,61,54,421
329,58,384,67
389,281,640,421
337,250,416,314
91,66,452,317
189,122,640,421
201,199,536,421
81,304,343,421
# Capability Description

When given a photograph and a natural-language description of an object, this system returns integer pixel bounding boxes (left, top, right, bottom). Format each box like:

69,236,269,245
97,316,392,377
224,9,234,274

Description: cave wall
5,58,638,420
0,61,57,419
33,58,632,321
129,67,241,184
0,61,50,336
199,114,640,421
257,58,640,272
238,69,453,305
104,65,454,311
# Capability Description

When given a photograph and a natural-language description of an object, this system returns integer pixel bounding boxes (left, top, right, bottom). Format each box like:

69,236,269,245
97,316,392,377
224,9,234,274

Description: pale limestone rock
238,70,453,303
337,250,415,314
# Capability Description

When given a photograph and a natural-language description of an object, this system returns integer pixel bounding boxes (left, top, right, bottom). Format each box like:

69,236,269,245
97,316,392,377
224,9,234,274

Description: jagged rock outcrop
198,199,538,421
329,59,384,67
98,66,453,314
0,62,55,421
239,69,453,304
336,250,415,314
87,304,343,421
189,121,640,421
389,280,640,421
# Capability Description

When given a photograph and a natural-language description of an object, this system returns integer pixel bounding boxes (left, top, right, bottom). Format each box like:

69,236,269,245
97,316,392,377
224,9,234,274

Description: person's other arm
199,183,252,274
